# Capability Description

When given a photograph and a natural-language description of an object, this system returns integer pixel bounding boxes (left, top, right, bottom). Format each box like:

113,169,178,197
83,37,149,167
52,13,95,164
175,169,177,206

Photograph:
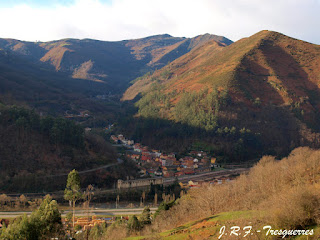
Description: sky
0,0,319,44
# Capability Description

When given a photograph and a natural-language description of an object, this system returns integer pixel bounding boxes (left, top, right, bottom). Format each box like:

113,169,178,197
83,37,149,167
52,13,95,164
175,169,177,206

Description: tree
127,215,140,233
84,184,94,240
254,97,261,107
154,200,175,219
89,222,107,240
0,195,62,239
140,207,151,226
32,195,62,238
64,169,82,232
84,185,94,221
0,194,8,209
19,194,27,209
154,193,158,206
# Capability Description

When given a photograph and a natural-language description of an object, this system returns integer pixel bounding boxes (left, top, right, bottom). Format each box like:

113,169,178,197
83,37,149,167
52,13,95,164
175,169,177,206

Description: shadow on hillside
238,57,286,105
261,42,320,132
118,100,307,162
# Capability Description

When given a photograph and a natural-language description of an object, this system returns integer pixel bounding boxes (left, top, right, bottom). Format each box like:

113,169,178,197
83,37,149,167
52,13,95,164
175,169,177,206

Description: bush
0,195,63,239
269,185,320,228
150,147,320,232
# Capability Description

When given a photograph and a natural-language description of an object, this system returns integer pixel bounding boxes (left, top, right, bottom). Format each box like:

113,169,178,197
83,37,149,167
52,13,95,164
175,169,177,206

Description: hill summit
0,34,233,92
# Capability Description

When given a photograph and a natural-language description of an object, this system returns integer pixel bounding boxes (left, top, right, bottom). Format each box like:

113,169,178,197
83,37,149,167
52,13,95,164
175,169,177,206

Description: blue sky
0,0,319,44
0,0,113,8
0,0,110,7
0,0,74,7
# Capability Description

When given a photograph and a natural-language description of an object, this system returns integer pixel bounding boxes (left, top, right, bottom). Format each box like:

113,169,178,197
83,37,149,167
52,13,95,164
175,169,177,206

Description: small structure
117,178,163,189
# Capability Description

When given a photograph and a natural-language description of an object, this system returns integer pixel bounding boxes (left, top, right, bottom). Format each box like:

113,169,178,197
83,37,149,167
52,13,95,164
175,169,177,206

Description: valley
0,29,320,239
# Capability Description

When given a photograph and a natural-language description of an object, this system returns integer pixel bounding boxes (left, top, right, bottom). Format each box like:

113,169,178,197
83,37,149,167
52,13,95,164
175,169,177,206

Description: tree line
0,105,84,148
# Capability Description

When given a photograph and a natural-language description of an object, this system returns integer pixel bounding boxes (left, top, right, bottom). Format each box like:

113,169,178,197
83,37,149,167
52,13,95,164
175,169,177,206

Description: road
0,207,157,218
41,158,123,178
163,168,248,185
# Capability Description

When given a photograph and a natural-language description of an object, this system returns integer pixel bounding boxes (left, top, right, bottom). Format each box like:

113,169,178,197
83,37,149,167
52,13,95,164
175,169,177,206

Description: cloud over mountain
0,0,319,44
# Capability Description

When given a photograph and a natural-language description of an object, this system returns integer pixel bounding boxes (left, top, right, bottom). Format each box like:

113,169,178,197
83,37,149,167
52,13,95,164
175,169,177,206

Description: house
162,158,174,166
161,159,166,166
110,135,118,143
141,155,152,162
181,158,194,168
141,152,152,162
151,150,161,157
154,169,163,176
127,140,134,145
133,143,142,152
128,153,140,161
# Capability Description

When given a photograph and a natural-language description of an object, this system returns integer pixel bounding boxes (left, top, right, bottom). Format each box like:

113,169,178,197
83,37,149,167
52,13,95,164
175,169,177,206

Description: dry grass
152,147,320,232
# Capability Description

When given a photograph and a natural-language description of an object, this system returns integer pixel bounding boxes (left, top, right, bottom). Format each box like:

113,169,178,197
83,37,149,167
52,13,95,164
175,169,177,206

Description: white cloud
0,0,319,44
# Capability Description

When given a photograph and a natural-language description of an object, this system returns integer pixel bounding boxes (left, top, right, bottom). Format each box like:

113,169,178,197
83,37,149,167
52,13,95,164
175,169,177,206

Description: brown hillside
122,39,228,100
122,31,320,160
40,42,73,70
0,34,233,92
124,30,320,112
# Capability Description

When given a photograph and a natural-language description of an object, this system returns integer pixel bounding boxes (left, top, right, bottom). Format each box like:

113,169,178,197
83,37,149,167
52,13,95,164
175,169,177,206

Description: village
110,134,220,180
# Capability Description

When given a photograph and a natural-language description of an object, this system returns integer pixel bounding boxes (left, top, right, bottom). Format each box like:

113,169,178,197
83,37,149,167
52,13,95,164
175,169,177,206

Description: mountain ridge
121,30,320,160
0,33,233,92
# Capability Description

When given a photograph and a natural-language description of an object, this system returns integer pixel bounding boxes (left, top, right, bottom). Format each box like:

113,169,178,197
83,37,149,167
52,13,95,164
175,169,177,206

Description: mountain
0,48,118,116
122,30,320,160
0,34,233,92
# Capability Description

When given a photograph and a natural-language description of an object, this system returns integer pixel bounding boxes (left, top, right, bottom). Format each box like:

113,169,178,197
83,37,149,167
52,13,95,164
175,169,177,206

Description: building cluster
64,216,113,231
111,134,219,178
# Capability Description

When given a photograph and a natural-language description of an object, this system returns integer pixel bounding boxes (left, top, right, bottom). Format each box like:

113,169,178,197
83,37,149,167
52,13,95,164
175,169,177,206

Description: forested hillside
0,104,136,192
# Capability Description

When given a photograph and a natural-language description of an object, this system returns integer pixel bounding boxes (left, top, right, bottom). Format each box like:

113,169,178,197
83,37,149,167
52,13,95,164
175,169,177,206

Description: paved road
0,207,157,218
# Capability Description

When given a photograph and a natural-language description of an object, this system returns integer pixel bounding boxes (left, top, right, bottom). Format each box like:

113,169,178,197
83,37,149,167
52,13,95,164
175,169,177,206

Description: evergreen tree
0,195,62,239
64,169,82,233
140,207,151,225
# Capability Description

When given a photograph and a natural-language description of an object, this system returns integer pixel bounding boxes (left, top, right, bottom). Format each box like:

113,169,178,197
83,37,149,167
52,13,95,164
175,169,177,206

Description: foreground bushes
0,195,63,240
152,147,320,231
